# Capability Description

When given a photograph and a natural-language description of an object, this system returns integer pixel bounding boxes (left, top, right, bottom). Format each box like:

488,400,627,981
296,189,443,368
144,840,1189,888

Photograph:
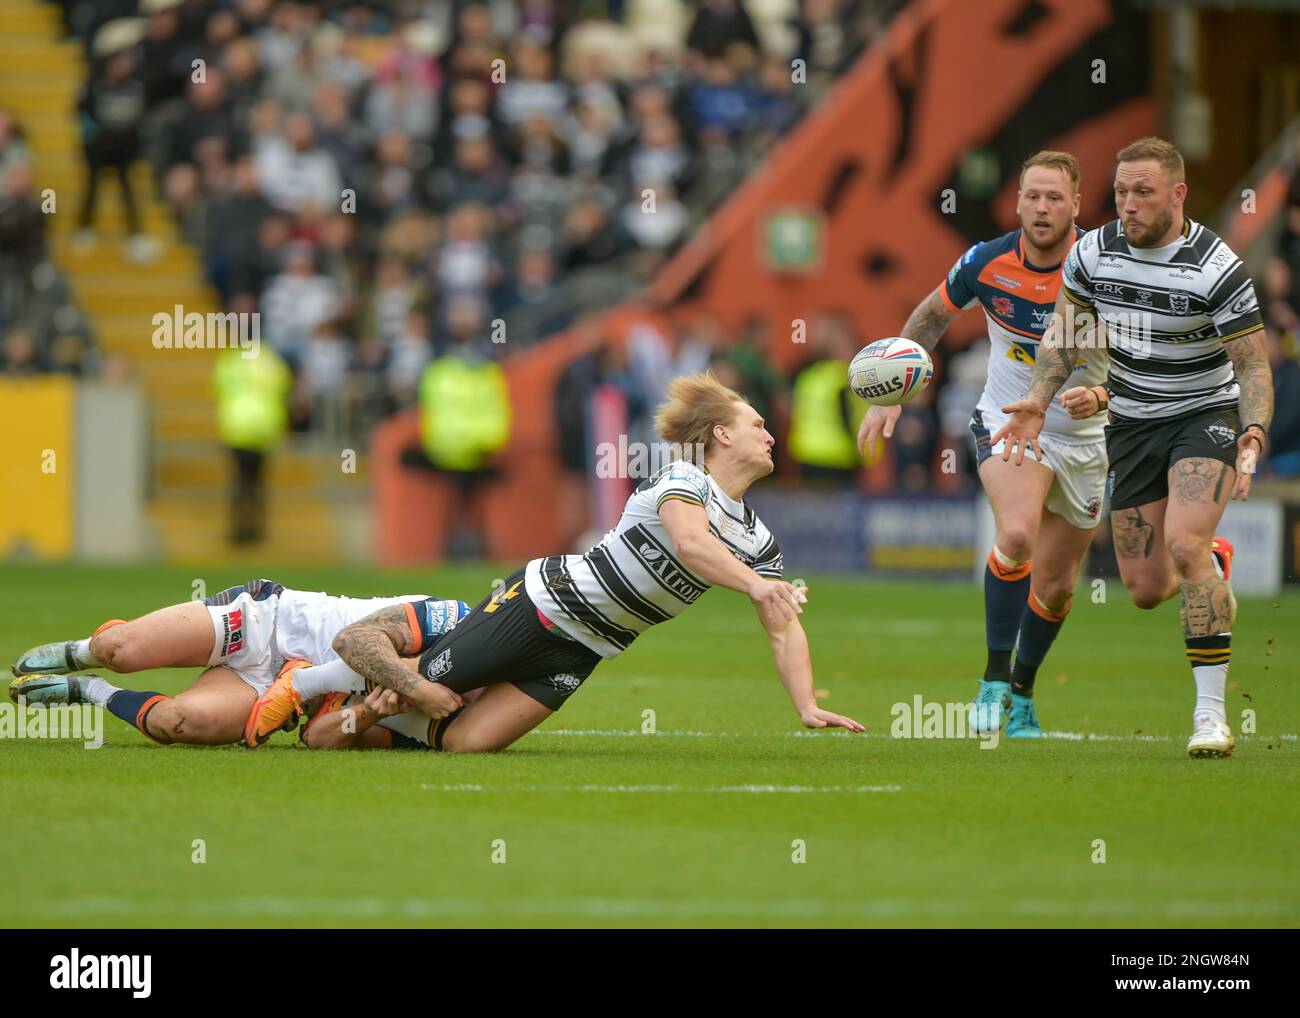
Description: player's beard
1124,206,1175,248
1024,218,1073,258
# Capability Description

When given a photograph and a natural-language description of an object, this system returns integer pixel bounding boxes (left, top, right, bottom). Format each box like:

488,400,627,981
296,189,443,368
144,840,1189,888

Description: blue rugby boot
968,679,1010,735
1005,692,1042,739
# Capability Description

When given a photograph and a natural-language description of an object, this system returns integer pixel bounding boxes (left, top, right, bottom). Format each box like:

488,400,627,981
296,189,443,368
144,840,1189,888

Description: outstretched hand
990,401,1047,465
799,705,865,733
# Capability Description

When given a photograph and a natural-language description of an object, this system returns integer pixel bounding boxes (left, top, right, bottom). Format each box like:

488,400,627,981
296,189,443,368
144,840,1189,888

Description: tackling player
858,151,1107,738
246,372,866,752
9,580,468,748
994,137,1272,757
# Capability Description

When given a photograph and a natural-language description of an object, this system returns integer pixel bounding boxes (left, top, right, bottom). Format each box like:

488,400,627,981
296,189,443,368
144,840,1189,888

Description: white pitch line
536,728,1298,743
421,783,902,794
32,895,1295,922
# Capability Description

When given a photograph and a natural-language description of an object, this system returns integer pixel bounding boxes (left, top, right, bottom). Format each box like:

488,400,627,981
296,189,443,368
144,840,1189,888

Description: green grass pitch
1,562,1296,928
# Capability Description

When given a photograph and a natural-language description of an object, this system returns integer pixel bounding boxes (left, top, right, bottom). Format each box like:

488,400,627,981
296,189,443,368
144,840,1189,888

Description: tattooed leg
1165,454,1236,634
1111,500,1176,609
1179,578,1237,637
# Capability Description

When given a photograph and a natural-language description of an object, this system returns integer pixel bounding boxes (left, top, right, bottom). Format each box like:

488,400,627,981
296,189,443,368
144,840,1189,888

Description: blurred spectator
892,386,940,492
1,327,43,375
254,110,340,214
787,312,868,483
407,331,511,557
710,314,787,439
385,307,433,411
213,341,291,544
204,154,272,301
259,240,341,363
1267,327,1300,477
686,0,760,65
75,43,155,261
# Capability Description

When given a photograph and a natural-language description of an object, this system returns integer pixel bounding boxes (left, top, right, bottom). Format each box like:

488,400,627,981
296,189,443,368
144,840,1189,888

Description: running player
9,580,468,747
246,372,866,752
858,151,1107,738
994,137,1272,757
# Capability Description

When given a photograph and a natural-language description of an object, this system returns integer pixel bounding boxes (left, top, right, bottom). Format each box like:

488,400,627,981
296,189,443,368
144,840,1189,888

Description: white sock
81,677,121,707
293,657,368,700
1192,664,1228,723
73,638,99,668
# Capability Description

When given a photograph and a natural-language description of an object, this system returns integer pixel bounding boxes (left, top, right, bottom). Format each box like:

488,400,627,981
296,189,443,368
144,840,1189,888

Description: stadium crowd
2,0,1298,494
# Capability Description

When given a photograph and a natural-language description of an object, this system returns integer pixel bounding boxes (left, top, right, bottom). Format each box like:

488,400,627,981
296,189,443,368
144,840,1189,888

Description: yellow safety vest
212,346,291,452
788,359,867,470
419,355,511,470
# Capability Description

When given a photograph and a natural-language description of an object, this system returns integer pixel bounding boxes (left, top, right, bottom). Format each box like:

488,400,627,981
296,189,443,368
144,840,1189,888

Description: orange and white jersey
942,227,1106,445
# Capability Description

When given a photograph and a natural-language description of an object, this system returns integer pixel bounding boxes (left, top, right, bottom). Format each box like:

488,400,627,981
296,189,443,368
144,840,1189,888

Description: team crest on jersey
425,648,452,679
1204,423,1236,447
1169,292,1190,314
992,297,1014,317
1085,497,1102,520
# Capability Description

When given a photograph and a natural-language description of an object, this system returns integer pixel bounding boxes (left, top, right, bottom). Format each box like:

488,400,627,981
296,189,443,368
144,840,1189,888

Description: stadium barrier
0,377,149,561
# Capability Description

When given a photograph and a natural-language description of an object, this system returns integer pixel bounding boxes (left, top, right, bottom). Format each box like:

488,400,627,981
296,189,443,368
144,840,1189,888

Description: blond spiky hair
654,371,748,462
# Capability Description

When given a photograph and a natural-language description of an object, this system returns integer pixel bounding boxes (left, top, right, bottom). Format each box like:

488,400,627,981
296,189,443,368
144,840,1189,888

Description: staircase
0,0,359,565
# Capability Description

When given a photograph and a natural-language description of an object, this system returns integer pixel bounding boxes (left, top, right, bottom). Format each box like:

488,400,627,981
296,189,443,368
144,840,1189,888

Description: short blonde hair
1116,136,1185,182
654,371,748,461
1020,150,1081,192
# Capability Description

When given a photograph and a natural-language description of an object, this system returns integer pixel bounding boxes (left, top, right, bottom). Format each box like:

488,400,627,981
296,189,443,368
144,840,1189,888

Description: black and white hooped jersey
524,460,784,658
1060,218,1263,422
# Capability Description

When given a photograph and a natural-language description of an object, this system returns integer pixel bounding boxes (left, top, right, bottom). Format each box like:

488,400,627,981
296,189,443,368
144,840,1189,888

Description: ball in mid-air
848,338,934,406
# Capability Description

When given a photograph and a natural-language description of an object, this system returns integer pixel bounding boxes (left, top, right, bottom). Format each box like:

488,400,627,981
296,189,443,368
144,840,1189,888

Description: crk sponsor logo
425,648,452,679
50,949,151,998
1094,281,1124,297
991,296,1014,317
1204,423,1236,447
1169,292,1190,314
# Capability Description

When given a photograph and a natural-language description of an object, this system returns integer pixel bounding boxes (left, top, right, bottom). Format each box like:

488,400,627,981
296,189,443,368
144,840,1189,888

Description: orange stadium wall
374,0,1158,564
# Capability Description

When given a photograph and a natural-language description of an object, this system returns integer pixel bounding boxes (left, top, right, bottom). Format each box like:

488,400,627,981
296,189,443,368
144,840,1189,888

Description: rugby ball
848,338,934,406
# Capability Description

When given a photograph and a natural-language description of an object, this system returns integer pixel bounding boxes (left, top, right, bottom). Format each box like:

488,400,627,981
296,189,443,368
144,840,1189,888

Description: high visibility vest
212,346,291,452
788,359,866,470
418,354,511,470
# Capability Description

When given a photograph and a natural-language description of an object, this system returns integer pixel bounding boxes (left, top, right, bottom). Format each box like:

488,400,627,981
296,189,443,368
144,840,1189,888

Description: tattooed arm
858,287,958,459
332,605,463,718
990,290,1099,464
1226,328,1274,501
901,286,961,351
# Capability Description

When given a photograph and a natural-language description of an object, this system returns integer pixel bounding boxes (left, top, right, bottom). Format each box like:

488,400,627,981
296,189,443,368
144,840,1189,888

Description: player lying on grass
993,137,1272,758
8,580,469,747
246,372,866,752
859,150,1107,740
